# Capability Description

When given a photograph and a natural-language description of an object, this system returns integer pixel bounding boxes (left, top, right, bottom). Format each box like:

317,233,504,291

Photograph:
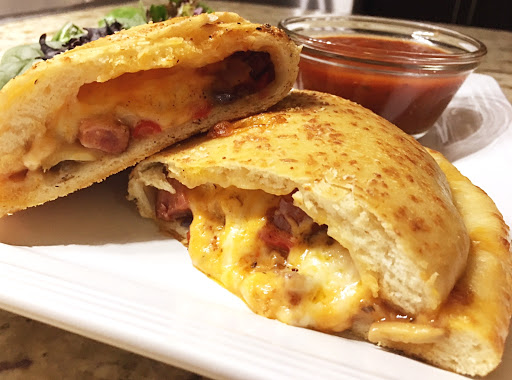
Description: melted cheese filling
185,184,371,331
21,51,270,174
152,177,448,342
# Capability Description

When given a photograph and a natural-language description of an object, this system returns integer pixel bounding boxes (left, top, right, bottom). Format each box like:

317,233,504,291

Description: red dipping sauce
298,35,467,135
279,16,487,137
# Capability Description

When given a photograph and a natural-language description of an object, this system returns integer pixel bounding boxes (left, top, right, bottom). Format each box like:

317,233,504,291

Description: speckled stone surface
0,1,511,379
0,310,205,379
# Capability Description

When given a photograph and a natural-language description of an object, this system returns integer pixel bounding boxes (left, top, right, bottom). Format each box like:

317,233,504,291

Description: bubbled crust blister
128,90,470,315
0,12,300,216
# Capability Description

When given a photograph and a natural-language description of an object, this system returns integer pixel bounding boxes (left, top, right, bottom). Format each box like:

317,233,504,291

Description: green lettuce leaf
0,44,43,89
0,1,214,89
52,22,86,43
99,4,147,29
149,4,168,22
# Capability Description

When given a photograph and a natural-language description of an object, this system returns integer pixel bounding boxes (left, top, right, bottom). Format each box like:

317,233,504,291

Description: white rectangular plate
0,74,510,380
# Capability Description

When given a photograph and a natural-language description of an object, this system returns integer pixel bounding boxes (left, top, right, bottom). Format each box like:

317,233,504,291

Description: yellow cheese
25,64,218,172
40,143,101,171
186,185,372,331
138,172,450,341
368,321,446,344
71,66,215,139
23,134,59,171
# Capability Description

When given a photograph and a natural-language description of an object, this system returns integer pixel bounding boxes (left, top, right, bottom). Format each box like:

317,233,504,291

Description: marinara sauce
297,35,469,136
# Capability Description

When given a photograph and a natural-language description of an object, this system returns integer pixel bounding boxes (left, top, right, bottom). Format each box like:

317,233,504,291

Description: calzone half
0,12,299,216
128,90,512,376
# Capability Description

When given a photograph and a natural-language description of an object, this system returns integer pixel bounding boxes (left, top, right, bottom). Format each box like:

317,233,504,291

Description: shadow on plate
0,170,168,247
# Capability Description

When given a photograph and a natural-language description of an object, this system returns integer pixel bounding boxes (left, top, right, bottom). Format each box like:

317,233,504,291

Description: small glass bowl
278,15,487,137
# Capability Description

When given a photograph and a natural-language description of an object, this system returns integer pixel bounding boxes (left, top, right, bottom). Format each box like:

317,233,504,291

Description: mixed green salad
0,0,213,89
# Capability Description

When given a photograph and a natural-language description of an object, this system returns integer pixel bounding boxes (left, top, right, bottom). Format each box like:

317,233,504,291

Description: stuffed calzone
0,12,299,216
128,90,512,376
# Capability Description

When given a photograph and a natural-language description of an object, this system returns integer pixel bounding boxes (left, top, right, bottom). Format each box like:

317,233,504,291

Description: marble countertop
0,1,511,379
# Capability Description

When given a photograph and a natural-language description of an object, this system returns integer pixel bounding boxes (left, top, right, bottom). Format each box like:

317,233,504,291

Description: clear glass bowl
278,15,487,137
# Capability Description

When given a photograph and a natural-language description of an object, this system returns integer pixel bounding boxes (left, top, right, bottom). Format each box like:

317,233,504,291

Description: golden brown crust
364,148,512,376
128,90,512,375
0,12,300,216
128,90,470,315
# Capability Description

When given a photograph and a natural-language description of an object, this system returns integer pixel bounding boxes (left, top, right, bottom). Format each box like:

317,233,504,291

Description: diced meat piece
260,192,323,253
132,120,162,139
155,179,192,222
78,117,130,154
278,196,311,225
258,223,294,254
272,211,292,233
266,194,311,234
245,51,274,82
266,206,292,233
211,51,275,104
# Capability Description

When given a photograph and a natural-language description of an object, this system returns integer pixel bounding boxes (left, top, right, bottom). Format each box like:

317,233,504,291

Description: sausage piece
78,117,130,154
155,179,192,222
258,224,294,255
